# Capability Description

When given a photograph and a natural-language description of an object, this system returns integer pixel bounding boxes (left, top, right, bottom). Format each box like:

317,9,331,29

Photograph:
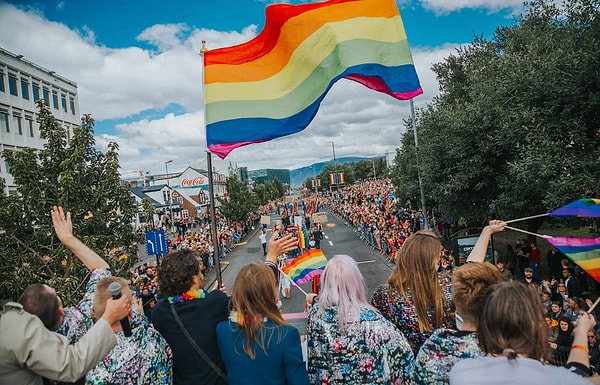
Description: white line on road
325,235,329,239
328,241,334,246
357,260,377,264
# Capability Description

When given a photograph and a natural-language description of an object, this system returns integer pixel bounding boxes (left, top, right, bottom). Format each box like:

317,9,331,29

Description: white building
0,47,80,195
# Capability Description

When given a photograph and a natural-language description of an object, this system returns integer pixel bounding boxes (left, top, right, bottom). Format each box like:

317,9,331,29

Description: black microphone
108,282,132,337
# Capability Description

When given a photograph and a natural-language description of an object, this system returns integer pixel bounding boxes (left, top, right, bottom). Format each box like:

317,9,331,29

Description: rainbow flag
204,0,423,159
547,235,600,283
282,248,327,284
550,198,600,217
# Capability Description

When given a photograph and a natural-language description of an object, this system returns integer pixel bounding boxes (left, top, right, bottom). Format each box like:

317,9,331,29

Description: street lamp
326,141,338,190
165,160,173,186
165,160,173,219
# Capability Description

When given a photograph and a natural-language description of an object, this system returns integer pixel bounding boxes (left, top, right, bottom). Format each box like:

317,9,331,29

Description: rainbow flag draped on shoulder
282,248,327,284
204,0,423,159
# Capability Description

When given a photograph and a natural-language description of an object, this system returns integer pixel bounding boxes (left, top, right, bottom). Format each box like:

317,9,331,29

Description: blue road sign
145,230,168,256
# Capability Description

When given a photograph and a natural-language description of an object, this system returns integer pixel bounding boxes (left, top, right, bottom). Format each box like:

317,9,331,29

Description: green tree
218,175,258,223
397,0,600,231
0,101,139,304
141,197,156,226
272,177,286,199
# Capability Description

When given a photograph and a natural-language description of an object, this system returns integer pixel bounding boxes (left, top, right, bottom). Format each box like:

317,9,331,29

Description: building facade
248,168,290,186
0,47,80,195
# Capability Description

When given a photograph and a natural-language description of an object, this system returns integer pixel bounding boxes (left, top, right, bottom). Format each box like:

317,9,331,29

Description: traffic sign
145,230,168,256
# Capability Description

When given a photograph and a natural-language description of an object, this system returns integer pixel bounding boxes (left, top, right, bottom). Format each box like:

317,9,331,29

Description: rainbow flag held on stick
282,248,327,285
549,198,600,217
547,235,600,283
204,0,423,159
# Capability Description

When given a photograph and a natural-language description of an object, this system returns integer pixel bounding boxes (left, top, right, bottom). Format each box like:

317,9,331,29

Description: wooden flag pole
588,296,600,314
505,213,549,224
207,152,223,287
277,267,309,296
505,225,551,239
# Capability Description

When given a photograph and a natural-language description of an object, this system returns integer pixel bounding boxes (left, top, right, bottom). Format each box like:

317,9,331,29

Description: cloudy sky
0,0,524,177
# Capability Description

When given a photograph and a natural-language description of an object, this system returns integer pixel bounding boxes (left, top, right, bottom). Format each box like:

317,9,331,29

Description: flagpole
277,267,309,296
411,98,429,231
588,296,600,314
505,213,549,224
505,225,551,239
200,40,223,287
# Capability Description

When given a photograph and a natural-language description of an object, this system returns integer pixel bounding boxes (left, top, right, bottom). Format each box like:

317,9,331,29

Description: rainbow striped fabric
204,0,423,158
549,198,600,217
282,248,327,284
547,235,600,283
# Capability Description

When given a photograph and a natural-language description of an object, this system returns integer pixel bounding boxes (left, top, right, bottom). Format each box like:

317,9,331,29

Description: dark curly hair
156,249,203,296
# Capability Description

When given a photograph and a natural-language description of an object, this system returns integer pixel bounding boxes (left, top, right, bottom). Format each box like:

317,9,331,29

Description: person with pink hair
307,254,414,384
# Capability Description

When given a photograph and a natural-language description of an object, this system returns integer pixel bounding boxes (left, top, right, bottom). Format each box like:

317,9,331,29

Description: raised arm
466,220,507,263
265,230,298,265
51,206,109,271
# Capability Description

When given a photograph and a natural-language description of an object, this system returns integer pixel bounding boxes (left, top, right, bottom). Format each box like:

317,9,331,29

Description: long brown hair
231,262,287,359
478,281,548,361
388,230,445,332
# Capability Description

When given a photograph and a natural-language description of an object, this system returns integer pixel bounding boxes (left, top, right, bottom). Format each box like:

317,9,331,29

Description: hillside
290,156,378,187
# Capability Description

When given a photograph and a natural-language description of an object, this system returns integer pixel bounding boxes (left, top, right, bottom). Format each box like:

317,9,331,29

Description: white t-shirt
259,233,267,244
450,356,590,385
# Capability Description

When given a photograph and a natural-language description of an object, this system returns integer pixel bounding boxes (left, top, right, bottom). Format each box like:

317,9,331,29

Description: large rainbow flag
549,198,600,217
204,0,423,159
282,248,327,284
547,235,600,283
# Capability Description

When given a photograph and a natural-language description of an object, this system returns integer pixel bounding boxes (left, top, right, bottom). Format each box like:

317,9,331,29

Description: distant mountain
290,156,378,187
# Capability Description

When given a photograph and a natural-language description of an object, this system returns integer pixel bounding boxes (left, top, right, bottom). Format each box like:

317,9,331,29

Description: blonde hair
452,262,502,326
92,277,131,321
231,263,287,359
388,230,445,332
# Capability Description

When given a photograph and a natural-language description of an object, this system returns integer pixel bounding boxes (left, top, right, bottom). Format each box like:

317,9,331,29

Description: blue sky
0,0,523,177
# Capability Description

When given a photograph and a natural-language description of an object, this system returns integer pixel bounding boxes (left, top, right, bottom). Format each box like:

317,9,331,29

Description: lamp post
165,160,173,219
326,141,337,191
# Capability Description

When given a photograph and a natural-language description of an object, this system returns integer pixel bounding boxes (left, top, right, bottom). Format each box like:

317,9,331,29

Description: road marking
234,241,248,246
357,260,377,264
329,241,334,246
324,235,329,239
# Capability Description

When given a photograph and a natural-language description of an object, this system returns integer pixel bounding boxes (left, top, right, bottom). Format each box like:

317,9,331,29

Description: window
32,84,40,101
182,210,189,219
26,118,34,137
8,76,18,96
21,80,29,100
61,94,67,112
177,197,183,204
42,88,49,104
13,116,22,135
0,112,8,133
52,90,58,109
0,73,4,92
69,97,75,115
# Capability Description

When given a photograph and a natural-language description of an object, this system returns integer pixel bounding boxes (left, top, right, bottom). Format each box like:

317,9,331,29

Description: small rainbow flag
547,235,600,283
204,0,422,159
550,198,600,217
282,248,327,285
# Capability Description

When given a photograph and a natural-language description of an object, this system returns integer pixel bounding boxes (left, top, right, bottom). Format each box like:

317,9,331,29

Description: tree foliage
392,0,600,230
218,175,258,223
0,101,139,304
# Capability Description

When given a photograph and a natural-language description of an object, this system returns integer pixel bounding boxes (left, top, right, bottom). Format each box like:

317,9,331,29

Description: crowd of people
2,178,600,385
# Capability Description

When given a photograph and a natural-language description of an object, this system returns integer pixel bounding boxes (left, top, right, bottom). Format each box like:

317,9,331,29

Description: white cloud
419,0,524,13
0,2,458,176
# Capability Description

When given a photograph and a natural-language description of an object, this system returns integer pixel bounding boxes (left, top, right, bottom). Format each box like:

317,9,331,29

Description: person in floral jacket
307,255,414,384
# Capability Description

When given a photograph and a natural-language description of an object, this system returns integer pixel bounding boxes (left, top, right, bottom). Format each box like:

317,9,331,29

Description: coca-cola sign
180,177,206,187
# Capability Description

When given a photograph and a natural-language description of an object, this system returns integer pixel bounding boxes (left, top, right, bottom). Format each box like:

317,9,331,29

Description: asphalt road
204,208,396,317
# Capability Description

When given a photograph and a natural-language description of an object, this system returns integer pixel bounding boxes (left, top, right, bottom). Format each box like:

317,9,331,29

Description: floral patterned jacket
307,304,414,384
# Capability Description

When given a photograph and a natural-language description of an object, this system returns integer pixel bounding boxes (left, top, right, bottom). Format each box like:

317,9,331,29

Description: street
204,208,396,320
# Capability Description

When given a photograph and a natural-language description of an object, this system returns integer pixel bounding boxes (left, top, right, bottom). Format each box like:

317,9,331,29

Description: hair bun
503,348,517,360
